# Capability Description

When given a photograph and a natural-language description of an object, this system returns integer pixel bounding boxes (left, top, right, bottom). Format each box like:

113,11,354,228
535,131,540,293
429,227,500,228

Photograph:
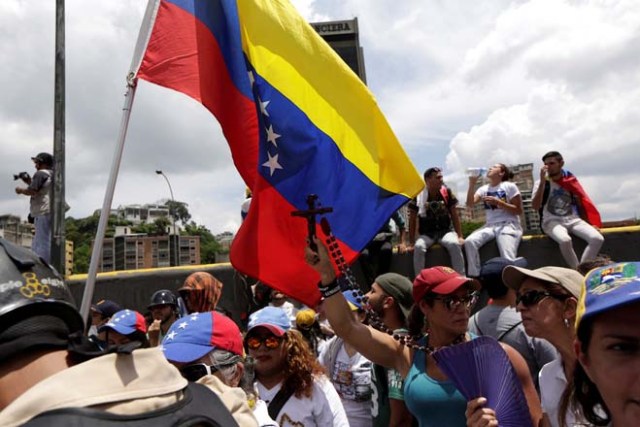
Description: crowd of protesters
2,151,638,427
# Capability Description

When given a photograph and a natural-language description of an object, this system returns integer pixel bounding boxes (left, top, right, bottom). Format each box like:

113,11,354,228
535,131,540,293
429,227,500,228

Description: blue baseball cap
576,262,640,330
161,311,244,363
91,299,121,318
247,307,290,337
480,257,527,281
98,309,146,335
343,290,364,311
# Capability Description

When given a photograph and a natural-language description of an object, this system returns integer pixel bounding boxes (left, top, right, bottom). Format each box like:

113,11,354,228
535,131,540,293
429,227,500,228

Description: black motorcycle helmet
0,238,84,363
148,289,178,309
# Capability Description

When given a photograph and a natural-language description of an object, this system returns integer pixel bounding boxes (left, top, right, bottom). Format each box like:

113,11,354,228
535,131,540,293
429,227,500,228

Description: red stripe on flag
231,176,359,307
138,1,258,185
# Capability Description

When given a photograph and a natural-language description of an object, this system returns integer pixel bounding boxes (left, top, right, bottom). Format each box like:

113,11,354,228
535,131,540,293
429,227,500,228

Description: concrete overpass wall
67,227,639,327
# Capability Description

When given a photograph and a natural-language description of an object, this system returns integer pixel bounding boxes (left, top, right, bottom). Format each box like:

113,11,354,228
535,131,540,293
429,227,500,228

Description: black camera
13,172,30,181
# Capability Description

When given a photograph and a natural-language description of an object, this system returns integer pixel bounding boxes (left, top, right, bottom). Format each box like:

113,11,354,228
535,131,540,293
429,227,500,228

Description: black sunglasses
179,364,218,382
429,291,479,311
516,290,570,307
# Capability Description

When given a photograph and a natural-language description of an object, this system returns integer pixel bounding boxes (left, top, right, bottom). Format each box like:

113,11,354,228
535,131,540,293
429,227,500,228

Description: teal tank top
403,338,467,427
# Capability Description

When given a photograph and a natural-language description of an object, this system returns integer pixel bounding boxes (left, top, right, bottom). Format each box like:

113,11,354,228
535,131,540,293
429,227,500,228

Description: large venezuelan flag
135,0,423,306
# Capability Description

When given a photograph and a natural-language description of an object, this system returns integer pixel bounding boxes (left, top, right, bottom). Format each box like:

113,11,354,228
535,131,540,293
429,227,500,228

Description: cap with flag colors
133,0,423,306
576,262,640,330
98,309,147,336
161,311,244,363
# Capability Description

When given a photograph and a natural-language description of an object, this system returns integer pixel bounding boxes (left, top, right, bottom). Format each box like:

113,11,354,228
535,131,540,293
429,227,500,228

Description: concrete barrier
67,226,639,328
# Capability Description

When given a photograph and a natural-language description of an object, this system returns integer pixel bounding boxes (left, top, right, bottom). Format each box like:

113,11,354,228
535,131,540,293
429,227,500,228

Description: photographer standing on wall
15,152,53,263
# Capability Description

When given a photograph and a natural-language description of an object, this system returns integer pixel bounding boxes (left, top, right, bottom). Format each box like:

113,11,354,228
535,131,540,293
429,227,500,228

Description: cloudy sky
1,0,638,236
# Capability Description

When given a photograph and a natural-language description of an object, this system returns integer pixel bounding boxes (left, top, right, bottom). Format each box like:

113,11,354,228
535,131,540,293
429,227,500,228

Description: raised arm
531,165,548,211
466,176,480,208
305,238,412,377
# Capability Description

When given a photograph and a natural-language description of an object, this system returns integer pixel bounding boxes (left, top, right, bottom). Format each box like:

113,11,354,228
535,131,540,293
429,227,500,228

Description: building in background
115,203,171,225
311,18,367,83
93,226,200,272
0,214,75,275
0,214,33,248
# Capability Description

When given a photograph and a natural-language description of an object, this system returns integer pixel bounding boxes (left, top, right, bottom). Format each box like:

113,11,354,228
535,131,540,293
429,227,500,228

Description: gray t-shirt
468,305,558,389
532,179,579,223
28,169,52,217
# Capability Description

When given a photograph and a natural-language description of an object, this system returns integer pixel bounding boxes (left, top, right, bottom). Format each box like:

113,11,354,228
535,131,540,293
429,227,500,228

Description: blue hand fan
432,336,532,427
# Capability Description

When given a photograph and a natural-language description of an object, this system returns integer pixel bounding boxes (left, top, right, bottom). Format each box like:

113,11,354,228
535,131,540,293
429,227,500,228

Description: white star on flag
266,124,281,147
178,322,188,329
166,331,178,340
260,99,270,117
190,314,198,321
262,152,283,176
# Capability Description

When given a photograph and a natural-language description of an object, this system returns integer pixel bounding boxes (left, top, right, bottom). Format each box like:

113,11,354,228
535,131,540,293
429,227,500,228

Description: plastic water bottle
466,167,487,178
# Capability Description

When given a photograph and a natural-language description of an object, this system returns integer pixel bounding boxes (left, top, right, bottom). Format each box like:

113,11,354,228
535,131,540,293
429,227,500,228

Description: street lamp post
155,170,179,266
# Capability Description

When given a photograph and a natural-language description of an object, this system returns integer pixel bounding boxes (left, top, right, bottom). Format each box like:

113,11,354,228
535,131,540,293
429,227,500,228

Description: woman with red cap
306,237,541,427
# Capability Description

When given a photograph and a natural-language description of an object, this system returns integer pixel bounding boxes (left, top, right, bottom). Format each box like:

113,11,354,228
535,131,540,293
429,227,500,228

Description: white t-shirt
319,341,373,427
475,181,521,225
539,358,584,427
532,179,579,224
256,376,349,427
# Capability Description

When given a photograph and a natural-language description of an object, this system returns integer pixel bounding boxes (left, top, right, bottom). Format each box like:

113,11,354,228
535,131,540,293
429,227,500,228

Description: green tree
165,200,191,226
461,221,484,238
184,221,222,264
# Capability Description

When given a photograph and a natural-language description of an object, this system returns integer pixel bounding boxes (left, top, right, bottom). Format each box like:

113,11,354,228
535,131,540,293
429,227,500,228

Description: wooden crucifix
291,194,333,251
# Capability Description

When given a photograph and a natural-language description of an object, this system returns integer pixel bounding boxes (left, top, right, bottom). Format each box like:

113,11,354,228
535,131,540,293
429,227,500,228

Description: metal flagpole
51,0,66,274
79,82,137,321
79,0,161,321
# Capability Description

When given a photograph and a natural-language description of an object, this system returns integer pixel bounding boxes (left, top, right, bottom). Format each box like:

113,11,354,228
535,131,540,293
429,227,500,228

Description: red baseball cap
413,266,478,302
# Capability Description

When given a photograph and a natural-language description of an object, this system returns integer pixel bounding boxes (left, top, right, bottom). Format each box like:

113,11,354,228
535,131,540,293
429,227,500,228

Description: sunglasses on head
429,291,479,311
516,290,570,307
179,363,218,382
246,335,282,350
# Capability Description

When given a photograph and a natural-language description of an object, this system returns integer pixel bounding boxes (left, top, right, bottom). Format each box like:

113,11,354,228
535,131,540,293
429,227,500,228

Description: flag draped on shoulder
557,170,602,228
134,0,423,306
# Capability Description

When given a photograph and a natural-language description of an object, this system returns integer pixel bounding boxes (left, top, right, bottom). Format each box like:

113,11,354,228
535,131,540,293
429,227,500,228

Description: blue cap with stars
98,309,146,336
161,311,244,363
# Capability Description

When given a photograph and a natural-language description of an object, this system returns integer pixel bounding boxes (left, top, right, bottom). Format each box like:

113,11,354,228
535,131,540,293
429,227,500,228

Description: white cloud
1,0,638,240
445,0,640,220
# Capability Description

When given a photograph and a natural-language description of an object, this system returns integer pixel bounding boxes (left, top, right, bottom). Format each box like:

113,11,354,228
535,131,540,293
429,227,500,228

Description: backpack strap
496,321,522,342
538,181,550,231
472,315,484,336
22,382,237,427
267,385,296,421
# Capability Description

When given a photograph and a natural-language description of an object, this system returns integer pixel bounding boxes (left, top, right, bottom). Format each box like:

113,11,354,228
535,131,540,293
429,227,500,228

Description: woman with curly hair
560,262,640,427
245,306,349,426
